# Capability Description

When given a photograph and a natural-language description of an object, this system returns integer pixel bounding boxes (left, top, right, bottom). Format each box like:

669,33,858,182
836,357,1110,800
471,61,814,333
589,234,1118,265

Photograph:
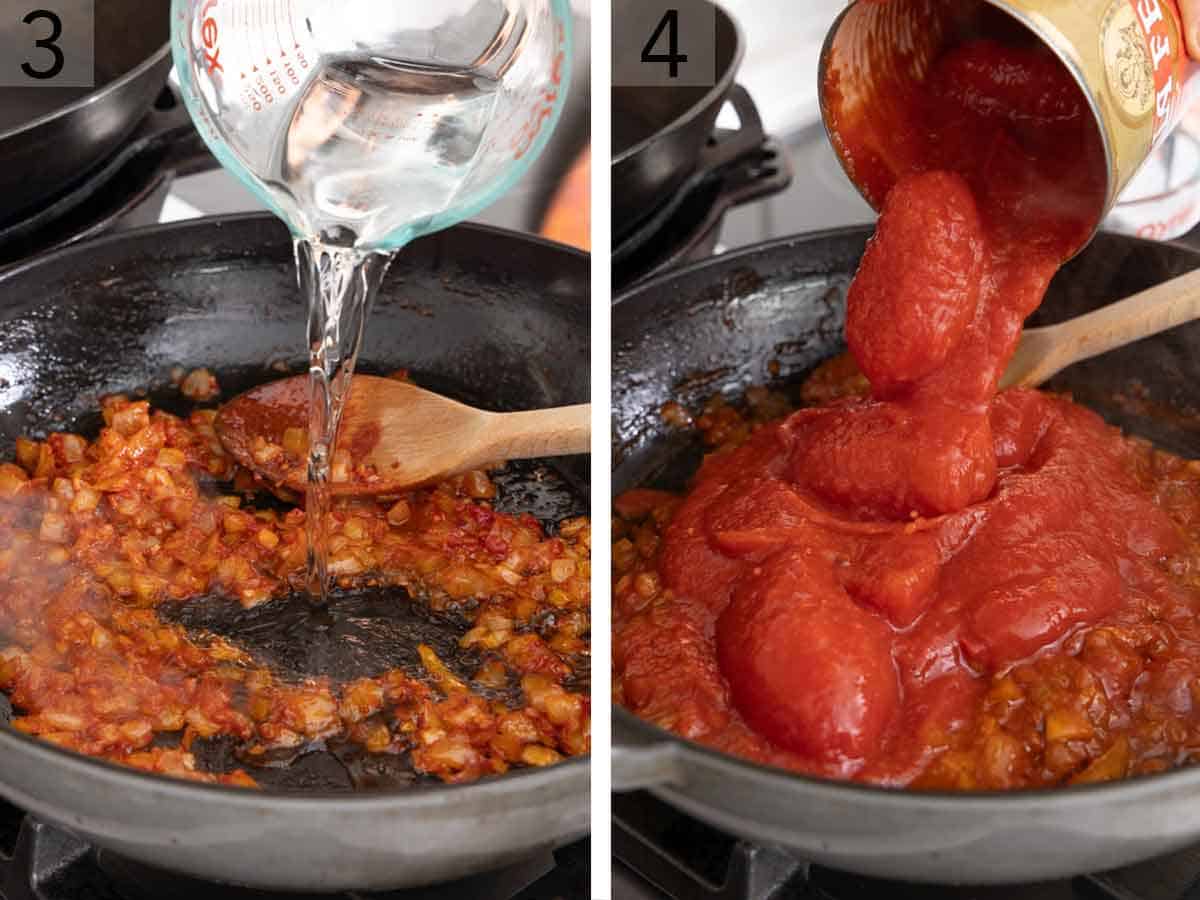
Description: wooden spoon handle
475,404,592,463
1009,266,1200,388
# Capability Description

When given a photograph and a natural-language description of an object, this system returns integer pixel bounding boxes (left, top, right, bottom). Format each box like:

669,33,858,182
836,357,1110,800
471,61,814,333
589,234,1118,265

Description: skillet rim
612,223,1200,811
0,42,172,145
0,211,591,286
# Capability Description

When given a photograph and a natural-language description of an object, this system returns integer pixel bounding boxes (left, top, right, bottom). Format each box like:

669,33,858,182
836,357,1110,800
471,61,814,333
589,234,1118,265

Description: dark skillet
612,227,1200,884
0,214,589,892
0,0,170,227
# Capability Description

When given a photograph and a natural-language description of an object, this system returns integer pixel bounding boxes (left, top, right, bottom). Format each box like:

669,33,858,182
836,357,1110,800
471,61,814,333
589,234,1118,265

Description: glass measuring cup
171,0,572,250
172,0,574,603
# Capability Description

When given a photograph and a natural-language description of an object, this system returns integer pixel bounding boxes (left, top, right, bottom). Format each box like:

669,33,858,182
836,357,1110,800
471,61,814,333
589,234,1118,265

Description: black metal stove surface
614,791,1200,900
0,801,586,900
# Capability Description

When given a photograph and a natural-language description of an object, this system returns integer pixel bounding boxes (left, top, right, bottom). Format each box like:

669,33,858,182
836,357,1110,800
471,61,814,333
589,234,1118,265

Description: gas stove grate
614,791,1200,900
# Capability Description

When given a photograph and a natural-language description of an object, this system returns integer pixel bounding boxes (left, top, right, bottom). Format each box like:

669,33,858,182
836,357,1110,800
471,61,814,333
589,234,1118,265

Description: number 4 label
613,0,716,88
0,0,93,87
642,10,688,78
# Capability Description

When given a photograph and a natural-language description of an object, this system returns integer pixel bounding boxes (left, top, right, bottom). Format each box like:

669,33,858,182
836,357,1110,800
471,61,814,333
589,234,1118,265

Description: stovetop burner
0,801,585,900
614,791,1200,900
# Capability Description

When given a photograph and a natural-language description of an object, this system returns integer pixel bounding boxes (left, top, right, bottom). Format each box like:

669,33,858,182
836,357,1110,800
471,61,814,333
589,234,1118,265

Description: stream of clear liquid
295,239,393,604
244,53,502,604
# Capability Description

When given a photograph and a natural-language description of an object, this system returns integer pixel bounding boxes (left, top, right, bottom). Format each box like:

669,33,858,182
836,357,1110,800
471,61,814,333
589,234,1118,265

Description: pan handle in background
613,84,793,274
692,83,794,231
612,712,687,792
141,86,219,177
615,133,794,282
677,133,794,244
697,83,796,213
696,84,767,173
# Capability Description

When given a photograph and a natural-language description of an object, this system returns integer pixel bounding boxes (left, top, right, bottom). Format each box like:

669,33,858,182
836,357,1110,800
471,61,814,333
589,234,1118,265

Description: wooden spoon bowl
216,375,591,497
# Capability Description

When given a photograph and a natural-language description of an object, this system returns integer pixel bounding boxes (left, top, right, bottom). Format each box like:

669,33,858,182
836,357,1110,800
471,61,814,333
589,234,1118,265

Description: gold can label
1102,0,1185,143
1101,2,1156,122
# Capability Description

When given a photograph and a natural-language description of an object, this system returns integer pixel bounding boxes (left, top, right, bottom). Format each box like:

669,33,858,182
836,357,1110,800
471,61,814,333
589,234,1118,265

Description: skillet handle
612,714,686,791
619,137,793,284
613,86,793,281
709,136,793,213
698,83,792,213
696,84,767,174
137,85,219,177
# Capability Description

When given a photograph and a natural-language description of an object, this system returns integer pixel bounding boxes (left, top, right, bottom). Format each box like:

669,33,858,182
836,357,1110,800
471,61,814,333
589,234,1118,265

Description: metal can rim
816,0,1119,258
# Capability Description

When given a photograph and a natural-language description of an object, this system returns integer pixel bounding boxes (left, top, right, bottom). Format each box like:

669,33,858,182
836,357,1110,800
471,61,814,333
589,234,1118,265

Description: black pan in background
0,84,219,269
0,214,589,892
612,228,1200,885
0,0,169,227
612,0,745,239
612,87,793,288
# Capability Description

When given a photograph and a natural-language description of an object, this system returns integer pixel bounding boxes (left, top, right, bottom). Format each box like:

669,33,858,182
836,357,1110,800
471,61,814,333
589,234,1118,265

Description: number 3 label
0,1,93,87
613,0,716,88
22,10,64,80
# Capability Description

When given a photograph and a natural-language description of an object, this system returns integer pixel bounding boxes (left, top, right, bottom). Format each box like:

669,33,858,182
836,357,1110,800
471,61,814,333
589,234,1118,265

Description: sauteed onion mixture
0,375,589,786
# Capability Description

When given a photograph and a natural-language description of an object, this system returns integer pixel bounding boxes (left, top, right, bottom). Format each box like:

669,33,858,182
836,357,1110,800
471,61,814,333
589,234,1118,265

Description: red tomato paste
615,28,1200,789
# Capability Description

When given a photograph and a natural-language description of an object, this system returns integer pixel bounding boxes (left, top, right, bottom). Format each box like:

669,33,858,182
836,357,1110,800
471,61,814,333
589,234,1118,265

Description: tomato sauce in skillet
615,28,1200,789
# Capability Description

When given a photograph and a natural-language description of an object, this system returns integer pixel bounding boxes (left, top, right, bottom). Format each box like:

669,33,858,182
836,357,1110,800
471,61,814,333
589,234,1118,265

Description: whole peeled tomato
846,171,985,396
716,549,900,767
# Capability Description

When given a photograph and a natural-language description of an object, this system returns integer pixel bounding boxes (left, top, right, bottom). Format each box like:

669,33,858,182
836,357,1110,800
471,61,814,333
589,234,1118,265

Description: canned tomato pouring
821,0,1193,241
612,0,1200,885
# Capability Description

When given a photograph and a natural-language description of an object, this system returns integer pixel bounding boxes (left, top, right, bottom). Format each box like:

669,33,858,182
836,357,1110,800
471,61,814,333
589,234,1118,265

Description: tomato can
818,0,1192,244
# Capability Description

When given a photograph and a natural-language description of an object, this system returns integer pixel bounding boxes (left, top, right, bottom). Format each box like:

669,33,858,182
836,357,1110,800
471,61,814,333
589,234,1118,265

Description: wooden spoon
1002,266,1200,389
216,375,590,497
